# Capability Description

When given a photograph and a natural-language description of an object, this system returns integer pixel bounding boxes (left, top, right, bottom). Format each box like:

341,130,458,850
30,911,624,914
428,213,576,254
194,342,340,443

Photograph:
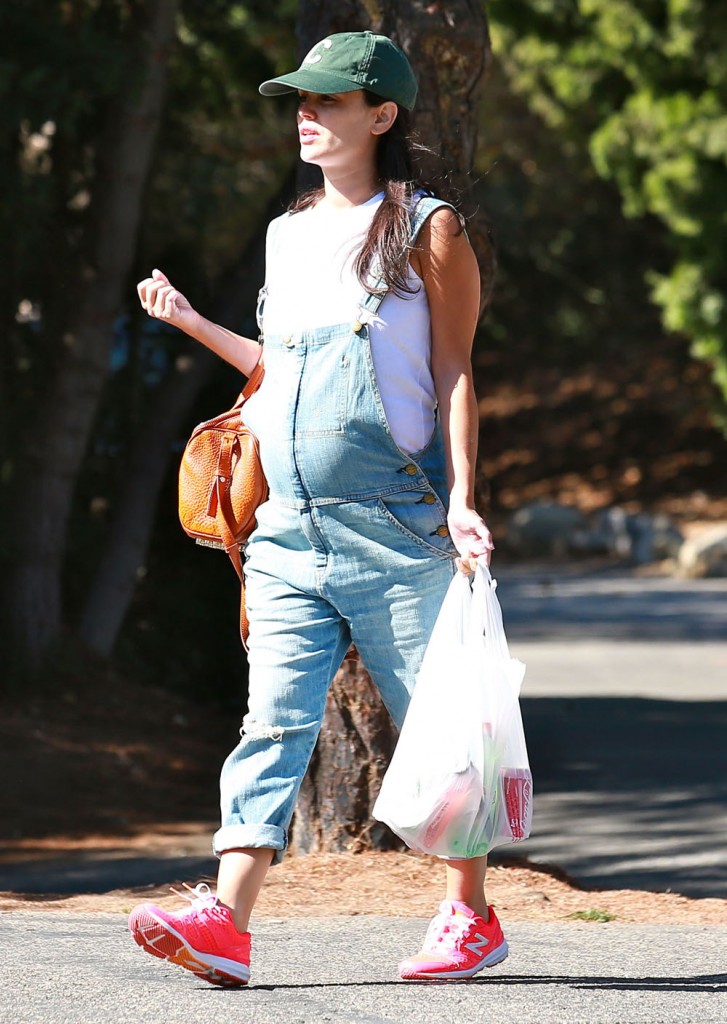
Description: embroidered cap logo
303,38,333,65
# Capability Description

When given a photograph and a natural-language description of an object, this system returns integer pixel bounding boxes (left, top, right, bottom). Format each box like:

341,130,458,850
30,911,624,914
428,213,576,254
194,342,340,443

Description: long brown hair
289,90,464,296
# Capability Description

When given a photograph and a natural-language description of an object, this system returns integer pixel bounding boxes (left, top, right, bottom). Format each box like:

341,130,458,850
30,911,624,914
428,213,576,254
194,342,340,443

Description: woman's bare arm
418,209,494,565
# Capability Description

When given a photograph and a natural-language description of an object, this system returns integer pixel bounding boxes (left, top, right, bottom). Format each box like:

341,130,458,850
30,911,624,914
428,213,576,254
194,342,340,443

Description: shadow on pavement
199,973,727,993
515,696,727,897
0,856,218,896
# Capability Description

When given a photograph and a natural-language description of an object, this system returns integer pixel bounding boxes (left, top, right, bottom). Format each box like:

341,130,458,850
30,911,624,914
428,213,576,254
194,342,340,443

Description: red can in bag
499,767,533,841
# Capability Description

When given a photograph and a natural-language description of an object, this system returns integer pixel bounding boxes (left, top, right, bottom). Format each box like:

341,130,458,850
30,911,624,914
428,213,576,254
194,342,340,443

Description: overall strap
359,195,457,320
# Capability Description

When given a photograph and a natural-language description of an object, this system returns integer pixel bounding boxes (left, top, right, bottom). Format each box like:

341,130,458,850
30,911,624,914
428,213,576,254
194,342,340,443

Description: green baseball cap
259,31,418,111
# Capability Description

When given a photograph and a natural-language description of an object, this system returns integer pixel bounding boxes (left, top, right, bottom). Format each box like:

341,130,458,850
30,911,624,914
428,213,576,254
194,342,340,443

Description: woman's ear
371,101,399,136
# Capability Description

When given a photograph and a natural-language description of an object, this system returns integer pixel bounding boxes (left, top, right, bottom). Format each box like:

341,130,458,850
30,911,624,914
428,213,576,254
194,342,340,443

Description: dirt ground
2,843,726,925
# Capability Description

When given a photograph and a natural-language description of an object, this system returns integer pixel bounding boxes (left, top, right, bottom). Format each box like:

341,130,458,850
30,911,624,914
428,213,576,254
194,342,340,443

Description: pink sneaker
128,883,251,986
399,900,508,980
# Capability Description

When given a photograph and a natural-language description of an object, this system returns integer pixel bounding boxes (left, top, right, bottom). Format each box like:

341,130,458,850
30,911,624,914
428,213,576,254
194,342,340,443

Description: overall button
430,525,450,538
402,464,418,476
283,336,294,348
352,320,363,333
419,493,436,505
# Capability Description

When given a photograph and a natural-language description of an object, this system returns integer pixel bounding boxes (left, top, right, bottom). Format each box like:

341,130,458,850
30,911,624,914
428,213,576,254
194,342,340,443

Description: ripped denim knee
240,716,286,742
215,711,323,864
238,712,320,744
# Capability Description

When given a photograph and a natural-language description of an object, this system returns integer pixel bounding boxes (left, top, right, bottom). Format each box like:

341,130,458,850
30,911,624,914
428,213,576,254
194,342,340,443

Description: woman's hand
136,269,262,376
447,504,494,573
137,269,197,333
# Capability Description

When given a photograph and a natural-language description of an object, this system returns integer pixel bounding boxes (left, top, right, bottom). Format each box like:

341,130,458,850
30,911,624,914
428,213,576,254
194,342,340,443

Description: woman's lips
299,128,318,144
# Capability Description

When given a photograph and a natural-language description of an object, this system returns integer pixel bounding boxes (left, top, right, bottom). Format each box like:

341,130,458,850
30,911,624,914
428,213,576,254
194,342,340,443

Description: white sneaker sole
400,939,509,980
129,907,250,986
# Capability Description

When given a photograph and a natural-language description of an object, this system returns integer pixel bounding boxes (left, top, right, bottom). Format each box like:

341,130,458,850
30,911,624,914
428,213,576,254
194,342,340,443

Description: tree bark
6,0,179,672
290,0,491,852
77,174,295,658
77,342,217,658
290,658,402,855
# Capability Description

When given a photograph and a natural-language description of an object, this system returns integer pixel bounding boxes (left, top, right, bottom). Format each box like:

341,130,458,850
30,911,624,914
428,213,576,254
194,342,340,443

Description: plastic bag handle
472,558,511,660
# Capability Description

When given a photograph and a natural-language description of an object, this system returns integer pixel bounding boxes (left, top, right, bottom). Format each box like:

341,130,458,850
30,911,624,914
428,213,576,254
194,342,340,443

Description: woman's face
296,90,395,172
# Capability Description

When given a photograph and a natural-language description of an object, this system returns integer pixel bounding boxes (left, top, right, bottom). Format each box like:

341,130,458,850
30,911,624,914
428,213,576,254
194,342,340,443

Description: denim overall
214,197,458,862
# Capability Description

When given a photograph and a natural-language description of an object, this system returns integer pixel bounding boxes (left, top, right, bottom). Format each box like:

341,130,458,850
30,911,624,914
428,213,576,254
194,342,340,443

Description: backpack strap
227,350,266,651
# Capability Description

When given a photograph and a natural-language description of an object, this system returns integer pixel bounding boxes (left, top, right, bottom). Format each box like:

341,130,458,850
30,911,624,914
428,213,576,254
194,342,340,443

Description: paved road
500,565,726,643
2,913,726,1024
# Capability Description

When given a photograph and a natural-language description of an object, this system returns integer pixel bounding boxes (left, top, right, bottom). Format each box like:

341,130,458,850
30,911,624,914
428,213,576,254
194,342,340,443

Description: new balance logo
464,932,490,956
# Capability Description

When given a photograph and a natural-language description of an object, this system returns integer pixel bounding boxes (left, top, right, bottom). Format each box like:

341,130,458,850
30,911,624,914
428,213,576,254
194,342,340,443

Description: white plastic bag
372,561,532,858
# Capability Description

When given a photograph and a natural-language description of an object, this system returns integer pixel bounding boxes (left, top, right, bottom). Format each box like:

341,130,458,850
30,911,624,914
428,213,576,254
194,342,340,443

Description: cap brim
259,69,363,97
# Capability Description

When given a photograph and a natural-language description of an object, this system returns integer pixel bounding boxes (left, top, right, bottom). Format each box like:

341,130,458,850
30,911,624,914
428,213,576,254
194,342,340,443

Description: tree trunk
78,174,295,657
6,0,178,672
290,0,491,852
77,343,217,657
290,658,403,855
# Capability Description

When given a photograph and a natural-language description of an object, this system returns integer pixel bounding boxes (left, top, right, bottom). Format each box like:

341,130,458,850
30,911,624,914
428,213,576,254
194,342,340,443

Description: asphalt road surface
2,913,726,1024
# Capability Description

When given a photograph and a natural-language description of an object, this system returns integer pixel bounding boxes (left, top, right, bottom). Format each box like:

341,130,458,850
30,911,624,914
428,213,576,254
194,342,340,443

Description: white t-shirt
262,193,436,455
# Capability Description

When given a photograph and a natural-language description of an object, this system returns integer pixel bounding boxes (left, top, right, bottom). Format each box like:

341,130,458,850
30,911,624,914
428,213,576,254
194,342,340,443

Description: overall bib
214,197,458,862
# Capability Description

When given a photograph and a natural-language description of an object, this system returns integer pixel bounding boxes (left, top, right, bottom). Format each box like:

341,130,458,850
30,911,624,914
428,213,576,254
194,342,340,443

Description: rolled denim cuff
212,823,287,865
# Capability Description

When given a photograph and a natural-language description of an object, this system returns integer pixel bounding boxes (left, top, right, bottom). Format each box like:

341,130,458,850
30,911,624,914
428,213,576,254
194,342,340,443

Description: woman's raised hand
137,269,196,332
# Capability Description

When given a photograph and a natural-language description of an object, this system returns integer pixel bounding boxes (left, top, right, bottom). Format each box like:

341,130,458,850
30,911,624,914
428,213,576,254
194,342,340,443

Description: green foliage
0,1,133,375
567,908,616,922
489,0,727,424
0,0,297,422
150,0,297,289
474,47,667,373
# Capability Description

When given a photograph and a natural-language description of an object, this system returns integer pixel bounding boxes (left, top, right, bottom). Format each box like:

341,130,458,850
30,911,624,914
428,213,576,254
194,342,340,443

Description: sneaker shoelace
169,882,229,922
422,911,473,958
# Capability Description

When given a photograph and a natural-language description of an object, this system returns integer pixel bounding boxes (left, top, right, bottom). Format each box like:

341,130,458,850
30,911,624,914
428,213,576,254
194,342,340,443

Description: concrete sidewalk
2,913,726,1024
